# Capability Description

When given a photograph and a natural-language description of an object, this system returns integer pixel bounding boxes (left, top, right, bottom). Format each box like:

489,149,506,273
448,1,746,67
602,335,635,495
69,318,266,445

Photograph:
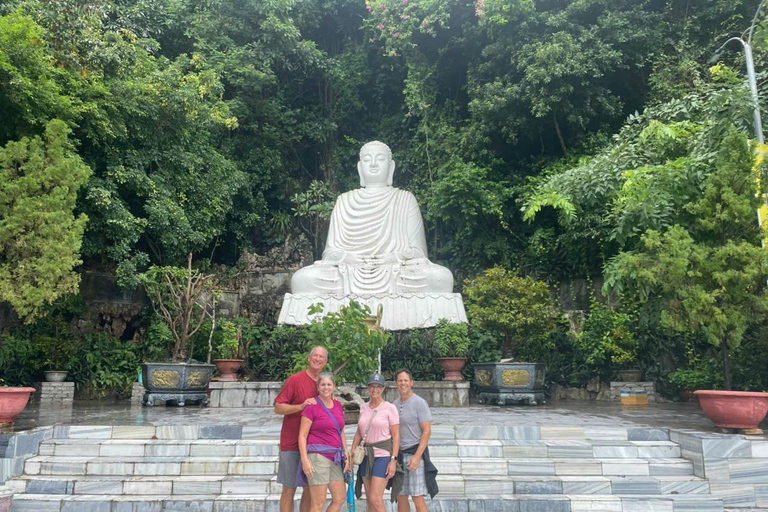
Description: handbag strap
361,406,379,446
318,398,343,442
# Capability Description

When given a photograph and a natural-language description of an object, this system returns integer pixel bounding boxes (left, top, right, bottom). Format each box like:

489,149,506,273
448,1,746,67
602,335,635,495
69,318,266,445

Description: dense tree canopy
0,0,763,285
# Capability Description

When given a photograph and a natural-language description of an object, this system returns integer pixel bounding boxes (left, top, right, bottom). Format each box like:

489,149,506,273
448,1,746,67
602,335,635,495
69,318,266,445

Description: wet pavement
9,398,767,436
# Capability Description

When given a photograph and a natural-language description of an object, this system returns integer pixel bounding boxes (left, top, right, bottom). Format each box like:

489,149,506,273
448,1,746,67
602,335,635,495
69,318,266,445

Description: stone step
49,425,672,442
37,438,682,459
10,492,726,512
5,474,710,496
23,455,695,477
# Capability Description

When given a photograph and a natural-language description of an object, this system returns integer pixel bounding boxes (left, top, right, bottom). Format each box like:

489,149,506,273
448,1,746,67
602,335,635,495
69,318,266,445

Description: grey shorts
399,453,427,496
277,450,302,487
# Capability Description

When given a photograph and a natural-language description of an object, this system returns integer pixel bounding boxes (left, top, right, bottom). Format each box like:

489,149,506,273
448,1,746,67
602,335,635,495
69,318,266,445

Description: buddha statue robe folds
279,141,467,330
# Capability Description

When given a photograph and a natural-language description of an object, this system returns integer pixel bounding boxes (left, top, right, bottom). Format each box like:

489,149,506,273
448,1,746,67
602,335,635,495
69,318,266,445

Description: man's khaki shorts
306,452,344,486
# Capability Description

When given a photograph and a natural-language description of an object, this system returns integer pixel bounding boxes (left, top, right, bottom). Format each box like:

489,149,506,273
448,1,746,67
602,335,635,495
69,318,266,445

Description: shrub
433,319,471,357
382,329,442,381
70,333,139,398
293,301,390,385
250,325,309,381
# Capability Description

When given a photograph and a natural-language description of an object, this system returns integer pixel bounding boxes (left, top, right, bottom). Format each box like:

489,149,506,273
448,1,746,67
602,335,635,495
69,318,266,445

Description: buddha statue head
358,140,395,188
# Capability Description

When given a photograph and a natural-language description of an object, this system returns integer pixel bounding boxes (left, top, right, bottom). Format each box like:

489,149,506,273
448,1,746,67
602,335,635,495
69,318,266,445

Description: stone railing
208,382,282,408
208,381,469,408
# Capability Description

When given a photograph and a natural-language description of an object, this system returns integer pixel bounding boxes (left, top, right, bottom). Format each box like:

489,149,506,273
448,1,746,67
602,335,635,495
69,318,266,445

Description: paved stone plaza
8,399,755,432
0,399,766,511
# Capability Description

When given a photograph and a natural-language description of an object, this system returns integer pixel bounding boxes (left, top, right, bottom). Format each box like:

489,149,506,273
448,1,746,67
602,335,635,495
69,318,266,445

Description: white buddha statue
291,141,454,295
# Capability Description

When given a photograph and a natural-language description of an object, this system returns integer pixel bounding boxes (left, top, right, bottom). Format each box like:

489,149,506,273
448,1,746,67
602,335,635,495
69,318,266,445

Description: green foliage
464,266,560,358
291,181,337,260
69,332,138,398
292,301,391,384
250,325,310,381
667,369,716,390
0,120,90,321
215,321,240,360
573,300,638,382
139,317,174,363
381,329,443,381
433,319,471,357
0,334,42,386
0,12,76,143
605,128,768,390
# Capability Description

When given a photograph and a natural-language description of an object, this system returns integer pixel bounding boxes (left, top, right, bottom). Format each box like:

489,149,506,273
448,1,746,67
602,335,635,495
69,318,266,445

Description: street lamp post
713,1,765,143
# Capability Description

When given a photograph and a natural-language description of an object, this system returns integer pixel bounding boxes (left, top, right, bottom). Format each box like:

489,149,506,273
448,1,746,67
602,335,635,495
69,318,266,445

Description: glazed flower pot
695,390,768,429
438,357,467,381
0,387,36,425
44,371,68,383
213,359,244,382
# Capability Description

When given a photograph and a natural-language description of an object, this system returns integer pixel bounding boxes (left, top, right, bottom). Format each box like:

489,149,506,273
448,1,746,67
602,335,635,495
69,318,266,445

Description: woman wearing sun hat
346,373,401,512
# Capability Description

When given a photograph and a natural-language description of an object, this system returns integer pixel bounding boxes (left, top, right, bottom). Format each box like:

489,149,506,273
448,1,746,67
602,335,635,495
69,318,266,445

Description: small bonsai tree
433,319,471,358
293,300,390,384
138,253,219,362
464,266,560,359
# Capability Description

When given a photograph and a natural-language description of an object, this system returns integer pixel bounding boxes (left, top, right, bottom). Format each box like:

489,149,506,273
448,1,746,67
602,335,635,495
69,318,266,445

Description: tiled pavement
1,400,767,511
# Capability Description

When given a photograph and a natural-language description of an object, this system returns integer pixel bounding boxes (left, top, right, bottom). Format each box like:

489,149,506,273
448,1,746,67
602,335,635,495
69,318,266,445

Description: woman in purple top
298,371,348,512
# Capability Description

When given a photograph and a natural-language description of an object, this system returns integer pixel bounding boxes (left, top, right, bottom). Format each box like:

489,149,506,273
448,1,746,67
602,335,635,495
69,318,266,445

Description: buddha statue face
358,141,395,187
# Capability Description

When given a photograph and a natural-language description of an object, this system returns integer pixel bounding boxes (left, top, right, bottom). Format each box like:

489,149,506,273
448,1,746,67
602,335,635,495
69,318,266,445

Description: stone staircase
4,424,733,511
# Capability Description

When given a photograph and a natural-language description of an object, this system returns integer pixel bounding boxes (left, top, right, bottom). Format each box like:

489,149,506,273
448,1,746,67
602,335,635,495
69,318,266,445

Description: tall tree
0,120,91,321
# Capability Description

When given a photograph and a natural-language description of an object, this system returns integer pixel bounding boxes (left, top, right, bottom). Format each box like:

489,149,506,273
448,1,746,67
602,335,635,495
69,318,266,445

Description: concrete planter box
141,362,215,406
473,362,546,405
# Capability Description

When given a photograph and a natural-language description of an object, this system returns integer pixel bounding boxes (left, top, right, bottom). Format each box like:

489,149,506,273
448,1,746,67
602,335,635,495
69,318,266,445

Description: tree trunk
721,342,732,391
553,113,567,155
503,333,515,360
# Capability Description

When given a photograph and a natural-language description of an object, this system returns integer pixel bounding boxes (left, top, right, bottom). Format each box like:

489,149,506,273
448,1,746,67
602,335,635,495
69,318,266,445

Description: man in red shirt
274,345,328,512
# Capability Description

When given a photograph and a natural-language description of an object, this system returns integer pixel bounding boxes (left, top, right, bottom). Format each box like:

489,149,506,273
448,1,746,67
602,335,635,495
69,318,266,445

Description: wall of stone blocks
0,427,53,484
609,381,656,401
673,429,768,508
33,383,74,404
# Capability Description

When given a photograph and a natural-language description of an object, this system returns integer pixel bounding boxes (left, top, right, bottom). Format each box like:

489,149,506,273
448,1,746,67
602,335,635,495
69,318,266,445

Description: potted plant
39,335,77,382
213,321,244,382
464,267,559,405
433,319,471,381
137,253,219,406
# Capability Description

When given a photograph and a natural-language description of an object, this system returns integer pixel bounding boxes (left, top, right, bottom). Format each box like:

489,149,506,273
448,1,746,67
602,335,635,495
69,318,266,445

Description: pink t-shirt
301,399,345,461
357,401,399,458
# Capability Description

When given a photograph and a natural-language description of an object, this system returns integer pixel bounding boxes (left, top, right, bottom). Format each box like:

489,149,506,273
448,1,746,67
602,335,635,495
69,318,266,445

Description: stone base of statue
278,293,467,331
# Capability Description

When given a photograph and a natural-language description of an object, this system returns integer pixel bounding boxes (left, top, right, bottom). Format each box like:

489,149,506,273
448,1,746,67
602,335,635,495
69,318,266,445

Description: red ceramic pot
213,359,243,382
0,387,36,424
438,357,467,381
695,390,768,429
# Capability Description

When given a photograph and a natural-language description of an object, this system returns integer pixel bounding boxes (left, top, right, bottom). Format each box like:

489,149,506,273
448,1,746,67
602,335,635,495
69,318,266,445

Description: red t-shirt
275,371,318,451
302,399,345,461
